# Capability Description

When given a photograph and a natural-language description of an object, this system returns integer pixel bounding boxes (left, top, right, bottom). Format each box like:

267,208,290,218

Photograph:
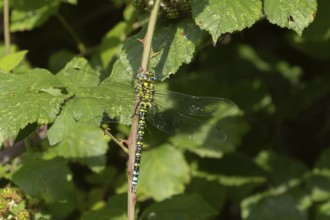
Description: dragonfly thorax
136,71,155,105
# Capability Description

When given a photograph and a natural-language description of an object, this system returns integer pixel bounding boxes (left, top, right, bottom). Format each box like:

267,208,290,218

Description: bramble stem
3,0,10,55
127,0,161,219
103,129,128,154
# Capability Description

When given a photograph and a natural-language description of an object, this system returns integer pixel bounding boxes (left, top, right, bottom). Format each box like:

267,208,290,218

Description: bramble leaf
192,0,262,43
137,145,190,201
0,50,28,72
11,156,77,219
111,18,203,81
10,1,60,31
48,124,108,173
0,69,68,143
264,0,317,36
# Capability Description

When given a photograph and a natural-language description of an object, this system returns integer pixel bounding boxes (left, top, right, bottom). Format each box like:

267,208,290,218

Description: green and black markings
131,71,156,193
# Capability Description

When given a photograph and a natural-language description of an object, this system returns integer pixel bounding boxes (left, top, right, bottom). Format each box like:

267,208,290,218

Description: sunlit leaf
49,125,108,173
111,18,203,81
192,0,262,43
137,145,190,201
264,0,317,36
0,50,28,72
10,1,60,31
0,69,68,143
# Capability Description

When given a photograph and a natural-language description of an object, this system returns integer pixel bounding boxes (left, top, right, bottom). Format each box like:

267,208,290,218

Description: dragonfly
64,66,237,193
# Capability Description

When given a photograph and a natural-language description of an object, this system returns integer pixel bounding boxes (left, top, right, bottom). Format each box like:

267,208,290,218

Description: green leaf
61,0,77,4
193,153,266,186
48,125,108,173
192,0,262,43
111,18,204,81
10,1,60,31
100,21,127,68
81,194,127,220
242,194,308,220
173,110,249,158
0,69,68,143
187,178,226,210
56,57,101,94
12,156,76,219
301,0,330,41
255,150,308,188
305,175,330,202
137,145,190,201
47,101,79,145
264,0,317,36
0,50,28,72
140,194,217,220
48,50,77,73
314,148,330,178
315,200,330,220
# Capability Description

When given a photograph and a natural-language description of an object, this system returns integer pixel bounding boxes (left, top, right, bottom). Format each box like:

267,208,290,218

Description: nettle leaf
49,125,108,173
193,153,266,186
255,150,308,188
10,1,60,31
140,194,217,220
0,50,28,72
192,0,262,43
0,69,68,143
242,194,308,220
264,0,317,36
137,145,190,201
111,18,204,81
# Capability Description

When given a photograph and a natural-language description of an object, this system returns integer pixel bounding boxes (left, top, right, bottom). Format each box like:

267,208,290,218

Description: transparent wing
153,90,237,117
147,105,227,144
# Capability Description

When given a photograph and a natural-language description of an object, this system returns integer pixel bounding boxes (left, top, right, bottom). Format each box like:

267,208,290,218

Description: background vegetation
0,0,329,219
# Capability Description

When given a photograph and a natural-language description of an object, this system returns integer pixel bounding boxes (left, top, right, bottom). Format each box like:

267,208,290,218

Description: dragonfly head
139,71,156,82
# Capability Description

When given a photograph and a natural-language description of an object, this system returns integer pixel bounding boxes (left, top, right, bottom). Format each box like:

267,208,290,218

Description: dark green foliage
1,0,329,219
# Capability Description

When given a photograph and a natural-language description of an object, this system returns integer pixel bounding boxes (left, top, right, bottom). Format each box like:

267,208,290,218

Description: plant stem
56,13,87,55
3,0,10,55
127,1,161,219
103,129,128,154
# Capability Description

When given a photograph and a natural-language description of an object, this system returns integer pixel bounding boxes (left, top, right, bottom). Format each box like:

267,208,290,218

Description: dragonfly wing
153,90,237,118
147,105,227,144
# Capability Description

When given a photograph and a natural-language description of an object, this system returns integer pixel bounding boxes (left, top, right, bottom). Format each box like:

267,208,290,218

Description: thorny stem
56,13,87,55
103,129,128,154
127,0,161,219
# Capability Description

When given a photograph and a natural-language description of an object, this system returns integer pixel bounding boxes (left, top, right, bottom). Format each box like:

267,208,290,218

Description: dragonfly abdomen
131,71,155,193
